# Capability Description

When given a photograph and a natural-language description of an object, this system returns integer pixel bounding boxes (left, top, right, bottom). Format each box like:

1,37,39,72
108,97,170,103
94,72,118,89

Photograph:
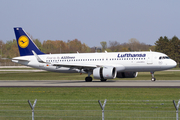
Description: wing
52,63,98,69
32,50,101,69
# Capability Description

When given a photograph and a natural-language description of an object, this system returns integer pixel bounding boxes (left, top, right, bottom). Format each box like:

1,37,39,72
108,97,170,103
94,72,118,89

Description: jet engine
93,67,116,79
116,72,138,78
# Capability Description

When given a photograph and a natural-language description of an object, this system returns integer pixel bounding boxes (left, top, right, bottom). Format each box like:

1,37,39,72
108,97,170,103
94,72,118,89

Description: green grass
0,70,179,80
0,87,179,120
0,70,179,119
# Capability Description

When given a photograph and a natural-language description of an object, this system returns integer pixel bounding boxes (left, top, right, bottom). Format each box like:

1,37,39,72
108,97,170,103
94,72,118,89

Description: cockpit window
159,56,170,60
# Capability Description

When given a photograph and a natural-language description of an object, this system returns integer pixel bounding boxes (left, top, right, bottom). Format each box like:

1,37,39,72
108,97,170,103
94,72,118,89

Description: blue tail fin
14,27,44,56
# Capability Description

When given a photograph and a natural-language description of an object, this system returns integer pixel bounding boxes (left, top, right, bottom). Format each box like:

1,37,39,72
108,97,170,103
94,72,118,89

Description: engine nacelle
93,67,117,79
116,72,138,78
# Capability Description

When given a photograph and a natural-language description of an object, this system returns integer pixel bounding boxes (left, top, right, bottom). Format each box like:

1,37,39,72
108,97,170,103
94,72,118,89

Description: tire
101,79,107,82
151,77,156,82
85,77,92,82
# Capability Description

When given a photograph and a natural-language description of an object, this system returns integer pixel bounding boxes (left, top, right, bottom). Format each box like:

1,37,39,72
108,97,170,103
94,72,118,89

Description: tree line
155,36,180,66
0,38,152,59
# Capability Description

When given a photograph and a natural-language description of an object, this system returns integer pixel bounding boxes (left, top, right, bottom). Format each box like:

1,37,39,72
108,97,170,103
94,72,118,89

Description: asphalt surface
0,80,180,88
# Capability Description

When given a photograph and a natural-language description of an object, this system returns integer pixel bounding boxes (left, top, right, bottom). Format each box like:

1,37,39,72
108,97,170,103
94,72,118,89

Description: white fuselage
12,51,177,73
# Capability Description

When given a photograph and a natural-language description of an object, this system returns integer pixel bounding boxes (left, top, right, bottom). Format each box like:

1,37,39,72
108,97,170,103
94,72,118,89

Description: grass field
0,87,179,120
0,69,180,119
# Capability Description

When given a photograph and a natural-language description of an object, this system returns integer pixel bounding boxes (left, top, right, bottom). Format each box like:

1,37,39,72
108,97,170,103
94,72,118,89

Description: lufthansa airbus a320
12,27,177,82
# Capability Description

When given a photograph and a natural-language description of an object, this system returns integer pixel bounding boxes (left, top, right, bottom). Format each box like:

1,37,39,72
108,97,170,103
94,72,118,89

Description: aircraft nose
170,60,177,68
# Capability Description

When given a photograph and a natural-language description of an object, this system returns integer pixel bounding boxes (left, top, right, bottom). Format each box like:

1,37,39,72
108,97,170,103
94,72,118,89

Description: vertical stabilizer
14,27,44,56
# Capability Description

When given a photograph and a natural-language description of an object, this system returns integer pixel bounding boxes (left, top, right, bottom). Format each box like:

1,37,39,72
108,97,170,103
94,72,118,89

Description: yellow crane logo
18,35,29,48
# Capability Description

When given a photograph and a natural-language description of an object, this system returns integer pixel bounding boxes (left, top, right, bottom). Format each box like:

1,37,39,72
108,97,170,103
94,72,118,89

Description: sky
0,0,180,47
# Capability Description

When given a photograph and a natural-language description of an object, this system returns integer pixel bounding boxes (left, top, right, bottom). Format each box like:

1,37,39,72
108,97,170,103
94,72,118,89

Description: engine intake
93,67,117,79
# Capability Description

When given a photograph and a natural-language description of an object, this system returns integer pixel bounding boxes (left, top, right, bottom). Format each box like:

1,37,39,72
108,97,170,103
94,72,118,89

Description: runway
0,80,180,88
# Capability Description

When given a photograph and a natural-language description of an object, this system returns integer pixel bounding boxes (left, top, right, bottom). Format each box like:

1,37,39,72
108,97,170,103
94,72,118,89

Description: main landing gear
85,71,107,82
100,79,107,82
85,76,92,82
85,77,107,82
151,72,156,82
85,71,93,82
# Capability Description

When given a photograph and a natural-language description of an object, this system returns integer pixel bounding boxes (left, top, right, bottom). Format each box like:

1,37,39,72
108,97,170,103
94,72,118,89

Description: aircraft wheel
85,77,92,82
101,79,107,82
151,77,156,82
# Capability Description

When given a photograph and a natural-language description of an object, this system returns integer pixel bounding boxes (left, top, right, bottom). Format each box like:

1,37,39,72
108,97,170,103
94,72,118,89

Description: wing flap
52,63,98,69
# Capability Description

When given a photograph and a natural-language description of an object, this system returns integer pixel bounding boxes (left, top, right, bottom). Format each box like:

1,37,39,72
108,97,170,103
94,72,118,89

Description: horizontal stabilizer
12,57,30,62
12,57,30,63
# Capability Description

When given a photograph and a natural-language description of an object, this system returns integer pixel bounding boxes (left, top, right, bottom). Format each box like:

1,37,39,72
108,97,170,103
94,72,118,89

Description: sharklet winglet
32,50,46,63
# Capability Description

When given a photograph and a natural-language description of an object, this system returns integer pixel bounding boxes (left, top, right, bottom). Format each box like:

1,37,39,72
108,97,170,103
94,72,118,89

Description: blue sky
0,0,180,47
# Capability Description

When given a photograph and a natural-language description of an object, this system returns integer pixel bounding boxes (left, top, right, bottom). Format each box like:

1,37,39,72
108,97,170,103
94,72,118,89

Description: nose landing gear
151,72,156,82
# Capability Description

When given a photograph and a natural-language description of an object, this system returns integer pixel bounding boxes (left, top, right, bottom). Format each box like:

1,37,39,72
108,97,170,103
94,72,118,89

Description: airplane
12,27,177,82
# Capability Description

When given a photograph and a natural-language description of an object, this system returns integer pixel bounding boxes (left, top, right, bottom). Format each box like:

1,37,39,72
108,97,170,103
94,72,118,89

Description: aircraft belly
124,65,164,72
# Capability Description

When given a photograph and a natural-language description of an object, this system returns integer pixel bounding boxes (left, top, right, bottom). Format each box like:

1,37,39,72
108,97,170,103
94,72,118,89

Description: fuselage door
147,53,153,64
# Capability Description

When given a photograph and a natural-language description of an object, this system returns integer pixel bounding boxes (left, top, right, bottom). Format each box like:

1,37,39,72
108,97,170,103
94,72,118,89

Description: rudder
14,27,44,56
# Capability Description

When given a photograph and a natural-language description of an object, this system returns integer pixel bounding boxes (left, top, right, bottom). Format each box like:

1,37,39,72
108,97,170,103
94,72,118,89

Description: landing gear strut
151,72,156,82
